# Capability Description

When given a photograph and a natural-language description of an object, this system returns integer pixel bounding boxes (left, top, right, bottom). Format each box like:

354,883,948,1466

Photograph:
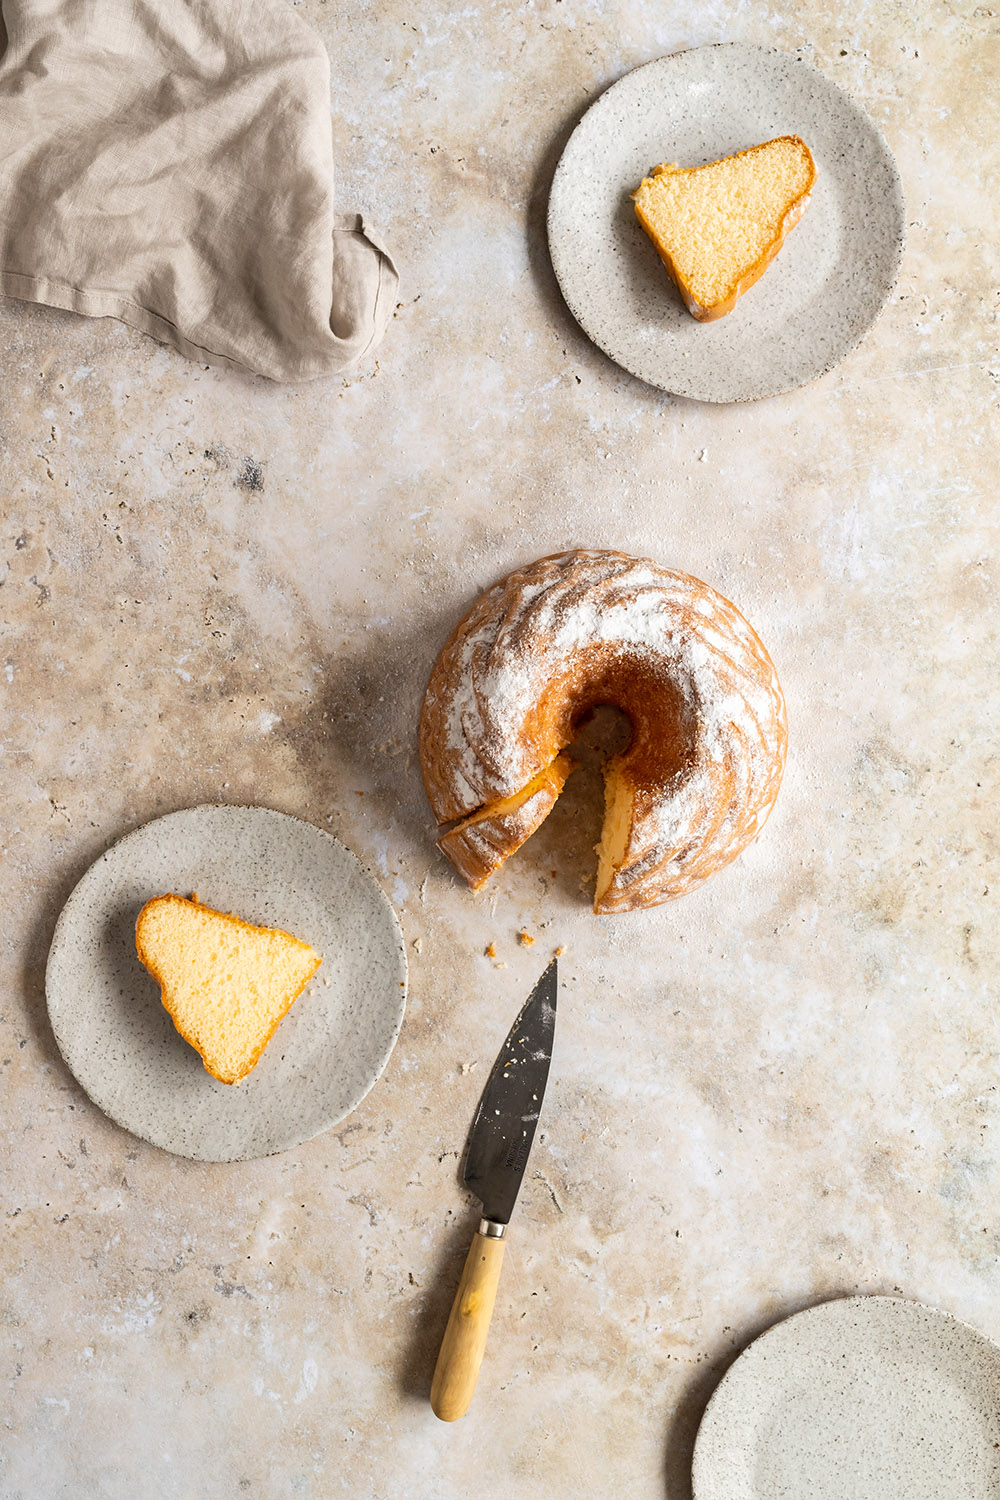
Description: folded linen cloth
0,0,397,381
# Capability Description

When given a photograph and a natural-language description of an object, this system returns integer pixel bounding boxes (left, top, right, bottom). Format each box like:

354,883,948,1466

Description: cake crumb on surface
485,942,496,958
460,1061,478,1074
518,929,535,946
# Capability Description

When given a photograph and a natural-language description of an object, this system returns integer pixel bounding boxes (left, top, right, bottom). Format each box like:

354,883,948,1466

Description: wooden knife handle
430,1229,506,1421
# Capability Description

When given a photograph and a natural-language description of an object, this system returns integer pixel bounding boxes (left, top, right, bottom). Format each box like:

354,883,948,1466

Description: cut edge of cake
593,764,635,914
436,754,574,890
435,750,645,914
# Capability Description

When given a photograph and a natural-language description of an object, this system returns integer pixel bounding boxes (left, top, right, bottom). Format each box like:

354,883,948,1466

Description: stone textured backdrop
2,1,998,1496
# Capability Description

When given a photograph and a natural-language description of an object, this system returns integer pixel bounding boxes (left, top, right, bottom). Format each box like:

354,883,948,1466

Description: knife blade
430,957,558,1421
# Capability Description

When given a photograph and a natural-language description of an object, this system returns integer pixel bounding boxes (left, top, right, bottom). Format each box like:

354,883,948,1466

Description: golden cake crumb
135,894,321,1084
633,136,816,321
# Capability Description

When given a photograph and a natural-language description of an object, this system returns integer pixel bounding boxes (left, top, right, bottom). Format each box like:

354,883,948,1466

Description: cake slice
632,135,816,321
437,755,574,890
136,895,321,1084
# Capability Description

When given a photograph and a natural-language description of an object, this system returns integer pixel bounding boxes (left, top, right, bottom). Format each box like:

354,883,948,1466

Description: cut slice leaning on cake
632,135,816,321
136,895,321,1084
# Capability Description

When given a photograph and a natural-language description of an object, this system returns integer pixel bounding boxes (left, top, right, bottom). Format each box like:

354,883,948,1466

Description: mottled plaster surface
2,1,999,1496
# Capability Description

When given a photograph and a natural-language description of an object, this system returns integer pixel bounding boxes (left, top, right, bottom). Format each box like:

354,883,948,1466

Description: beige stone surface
2,1,999,1496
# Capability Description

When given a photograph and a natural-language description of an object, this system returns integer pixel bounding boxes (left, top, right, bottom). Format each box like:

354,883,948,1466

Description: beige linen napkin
0,0,398,381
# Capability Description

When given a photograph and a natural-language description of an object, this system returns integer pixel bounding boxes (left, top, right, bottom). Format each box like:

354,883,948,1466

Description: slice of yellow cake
136,895,322,1084
632,135,816,321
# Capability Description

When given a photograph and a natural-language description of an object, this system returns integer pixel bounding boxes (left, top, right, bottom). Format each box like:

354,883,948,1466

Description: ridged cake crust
419,549,787,913
437,754,573,890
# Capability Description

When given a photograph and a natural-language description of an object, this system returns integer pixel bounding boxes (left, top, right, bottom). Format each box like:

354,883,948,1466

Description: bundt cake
419,549,787,913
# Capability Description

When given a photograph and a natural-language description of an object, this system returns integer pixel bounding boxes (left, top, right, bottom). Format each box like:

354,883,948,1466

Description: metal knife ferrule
478,1218,507,1239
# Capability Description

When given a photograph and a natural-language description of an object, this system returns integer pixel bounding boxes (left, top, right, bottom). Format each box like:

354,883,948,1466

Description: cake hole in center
568,703,633,770
526,707,633,903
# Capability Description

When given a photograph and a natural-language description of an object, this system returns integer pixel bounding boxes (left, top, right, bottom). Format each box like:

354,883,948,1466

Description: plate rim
547,41,906,402
44,802,408,1162
691,1293,1000,1498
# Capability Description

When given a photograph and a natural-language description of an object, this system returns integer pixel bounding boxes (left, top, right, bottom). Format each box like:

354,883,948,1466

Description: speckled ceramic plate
692,1296,1000,1499
46,805,407,1162
548,44,905,402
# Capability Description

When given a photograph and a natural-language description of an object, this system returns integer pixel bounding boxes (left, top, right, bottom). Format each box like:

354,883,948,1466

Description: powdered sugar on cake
420,549,787,909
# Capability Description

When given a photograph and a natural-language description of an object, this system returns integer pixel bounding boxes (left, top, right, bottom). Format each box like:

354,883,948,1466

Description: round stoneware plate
548,44,905,402
46,805,407,1162
692,1296,1000,1499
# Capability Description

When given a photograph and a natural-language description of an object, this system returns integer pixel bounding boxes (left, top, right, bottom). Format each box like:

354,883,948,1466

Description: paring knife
430,957,558,1422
